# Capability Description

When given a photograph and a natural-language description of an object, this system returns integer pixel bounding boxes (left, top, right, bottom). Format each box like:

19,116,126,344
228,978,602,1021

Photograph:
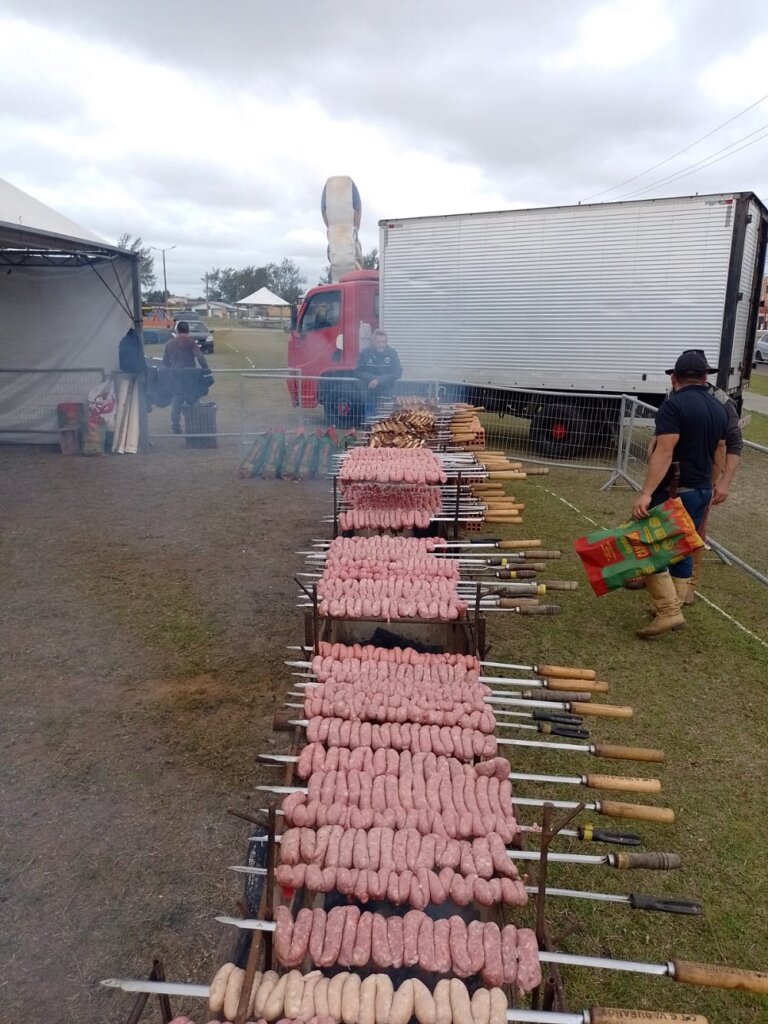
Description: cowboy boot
683,549,703,606
635,572,686,638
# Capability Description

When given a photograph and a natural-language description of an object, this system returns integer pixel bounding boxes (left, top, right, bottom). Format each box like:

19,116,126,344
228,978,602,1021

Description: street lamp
149,244,176,299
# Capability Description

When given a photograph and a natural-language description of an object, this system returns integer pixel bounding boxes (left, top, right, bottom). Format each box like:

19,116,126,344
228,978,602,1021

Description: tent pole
130,254,149,453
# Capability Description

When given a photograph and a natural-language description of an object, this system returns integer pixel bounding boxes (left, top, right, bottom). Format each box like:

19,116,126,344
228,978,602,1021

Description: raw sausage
358,974,378,1024
283,970,305,1019
488,987,508,1024
389,978,415,1024
433,979,452,1024
253,971,280,1018
470,987,490,1024
449,979,472,1024
208,962,234,1013
374,974,394,1024
341,973,361,1024
411,978,436,1024
223,966,244,1022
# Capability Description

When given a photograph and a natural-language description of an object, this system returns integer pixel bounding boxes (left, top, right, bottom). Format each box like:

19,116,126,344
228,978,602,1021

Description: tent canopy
236,286,289,306
0,176,140,443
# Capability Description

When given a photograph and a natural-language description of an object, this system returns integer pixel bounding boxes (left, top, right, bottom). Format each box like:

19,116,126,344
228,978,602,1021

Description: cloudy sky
2,0,768,296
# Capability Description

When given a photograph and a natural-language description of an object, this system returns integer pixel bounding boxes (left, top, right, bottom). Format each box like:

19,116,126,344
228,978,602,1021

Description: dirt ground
0,436,328,1021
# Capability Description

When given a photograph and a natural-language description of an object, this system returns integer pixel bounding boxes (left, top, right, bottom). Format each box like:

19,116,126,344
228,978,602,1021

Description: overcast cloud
2,0,768,294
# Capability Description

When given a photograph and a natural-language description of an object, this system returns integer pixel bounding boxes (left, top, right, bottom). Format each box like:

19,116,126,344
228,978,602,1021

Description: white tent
236,286,289,307
0,177,141,443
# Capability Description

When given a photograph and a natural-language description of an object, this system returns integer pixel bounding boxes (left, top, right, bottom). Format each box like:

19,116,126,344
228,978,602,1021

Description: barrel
183,402,217,448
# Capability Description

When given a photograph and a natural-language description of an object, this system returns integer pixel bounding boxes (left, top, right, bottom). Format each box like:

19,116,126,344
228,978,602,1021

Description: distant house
193,301,236,319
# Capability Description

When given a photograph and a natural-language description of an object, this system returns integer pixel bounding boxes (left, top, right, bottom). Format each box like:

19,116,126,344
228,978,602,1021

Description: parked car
173,320,215,354
172,309,198,322
755,333,768,361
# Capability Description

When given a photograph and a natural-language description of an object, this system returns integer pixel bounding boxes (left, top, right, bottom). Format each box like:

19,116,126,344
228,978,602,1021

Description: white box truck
378,192,767,455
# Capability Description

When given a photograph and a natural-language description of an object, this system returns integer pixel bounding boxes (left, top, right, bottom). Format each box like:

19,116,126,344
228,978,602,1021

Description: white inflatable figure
321,176,363,282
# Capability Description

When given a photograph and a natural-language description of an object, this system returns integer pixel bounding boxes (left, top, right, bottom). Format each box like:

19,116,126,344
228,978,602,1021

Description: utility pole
150,244,176,301
205,272,210,316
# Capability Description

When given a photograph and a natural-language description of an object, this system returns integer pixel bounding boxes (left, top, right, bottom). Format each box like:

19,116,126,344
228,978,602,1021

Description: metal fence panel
435,382,624,470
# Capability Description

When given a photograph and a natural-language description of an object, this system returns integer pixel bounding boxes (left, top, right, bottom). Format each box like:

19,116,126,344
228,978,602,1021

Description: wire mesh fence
437,382,624,470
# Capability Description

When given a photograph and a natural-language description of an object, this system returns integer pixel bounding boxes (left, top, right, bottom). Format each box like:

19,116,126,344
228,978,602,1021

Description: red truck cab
287,269,379,424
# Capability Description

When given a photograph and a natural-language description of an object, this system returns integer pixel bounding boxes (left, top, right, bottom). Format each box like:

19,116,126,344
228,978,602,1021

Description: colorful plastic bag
573,498,704,596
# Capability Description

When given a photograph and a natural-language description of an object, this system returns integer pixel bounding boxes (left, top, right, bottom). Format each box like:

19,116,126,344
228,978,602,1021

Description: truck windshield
300,290,341,332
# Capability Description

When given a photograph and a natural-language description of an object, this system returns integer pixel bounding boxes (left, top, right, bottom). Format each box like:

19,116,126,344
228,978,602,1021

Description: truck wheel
324,399,358,429
529,402,587,459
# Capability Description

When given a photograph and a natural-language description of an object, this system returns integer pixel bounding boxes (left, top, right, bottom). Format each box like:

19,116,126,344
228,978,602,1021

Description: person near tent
162,321,210,434
354,328,403,418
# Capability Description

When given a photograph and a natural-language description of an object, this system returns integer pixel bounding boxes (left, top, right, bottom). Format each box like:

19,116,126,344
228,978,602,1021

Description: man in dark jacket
354,328,403,418
163,321,210,433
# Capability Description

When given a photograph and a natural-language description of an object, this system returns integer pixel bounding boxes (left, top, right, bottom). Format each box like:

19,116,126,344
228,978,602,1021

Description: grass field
747,368,768,398
481,470,768,1021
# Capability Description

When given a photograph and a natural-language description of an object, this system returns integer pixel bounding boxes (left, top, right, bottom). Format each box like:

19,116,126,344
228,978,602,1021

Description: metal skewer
174,920,768,994
286,646,596,680
225,864,697,914
286,662,607,695
257,752,661,795
99,979,716,1021
282,714,664,763
255,783,675,824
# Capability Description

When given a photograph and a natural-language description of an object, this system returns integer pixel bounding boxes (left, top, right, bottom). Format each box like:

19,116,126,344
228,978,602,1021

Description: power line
616,121,768,200
581,89,768,202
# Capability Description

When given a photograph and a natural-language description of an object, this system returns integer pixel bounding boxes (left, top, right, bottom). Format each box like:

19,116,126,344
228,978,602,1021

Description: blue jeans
651,486,712,579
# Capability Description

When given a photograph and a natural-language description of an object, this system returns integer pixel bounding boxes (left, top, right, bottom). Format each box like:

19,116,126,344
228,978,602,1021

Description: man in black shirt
355,329,403,418
631,350,727,638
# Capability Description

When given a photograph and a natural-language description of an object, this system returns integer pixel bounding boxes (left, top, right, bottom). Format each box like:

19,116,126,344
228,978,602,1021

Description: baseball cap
665,349,717,376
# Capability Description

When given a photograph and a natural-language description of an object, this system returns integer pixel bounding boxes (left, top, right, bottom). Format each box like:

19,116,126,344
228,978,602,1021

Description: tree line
119,232,379,305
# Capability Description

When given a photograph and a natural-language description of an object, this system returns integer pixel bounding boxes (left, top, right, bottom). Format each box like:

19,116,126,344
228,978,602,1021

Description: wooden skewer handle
593,743,665,763
672,960,768,995
536,664,597,680
498,539,543,549
488,471,527,480
545,678,609,694
614,852,682,870
572,702,633,719
590,1009,708,1024
585,774,661,794
483,516,524,524
599,801,675,824
523,688,591,702
540,580,578,591
516,604,561,615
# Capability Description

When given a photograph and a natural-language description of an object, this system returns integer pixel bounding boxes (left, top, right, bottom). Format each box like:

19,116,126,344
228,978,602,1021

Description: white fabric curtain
0,258,136,441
